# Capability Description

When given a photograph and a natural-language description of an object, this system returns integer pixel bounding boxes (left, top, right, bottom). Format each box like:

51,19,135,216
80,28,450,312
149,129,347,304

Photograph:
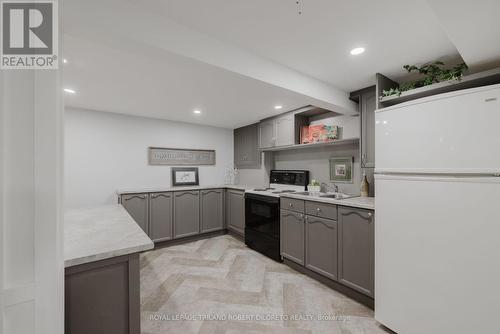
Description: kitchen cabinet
360,89,376,168
338,207,374,297
280,209,305,265
259,113,296,149
234,123,261,169
305,201,338,220
305,215,338,280
173,190,200,239
259,119,276,149
120,193,149,234
200,189,224,233
149,192,173,242
65,254,140,334
281,197,305,213
350,86,376,168
275,113,295,147
226,189,245,235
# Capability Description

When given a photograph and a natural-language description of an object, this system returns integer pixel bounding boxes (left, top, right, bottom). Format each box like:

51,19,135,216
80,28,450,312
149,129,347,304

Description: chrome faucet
321,182,339,193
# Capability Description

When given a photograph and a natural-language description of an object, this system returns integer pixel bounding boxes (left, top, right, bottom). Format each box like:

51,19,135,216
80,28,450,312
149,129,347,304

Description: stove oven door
244,193,281,261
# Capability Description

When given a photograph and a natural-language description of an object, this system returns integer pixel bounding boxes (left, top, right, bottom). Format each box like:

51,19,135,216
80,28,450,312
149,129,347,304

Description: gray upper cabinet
259,119,276,149
305,215,338,280
149,192,173,242
173,191,200,239
280,209,305,265
226,189,245,235
275,113,295,147
259,113,296,149
338,207,374,297
121,193,149,234
200,189,224,233
234,124,261,169
360,89,376,168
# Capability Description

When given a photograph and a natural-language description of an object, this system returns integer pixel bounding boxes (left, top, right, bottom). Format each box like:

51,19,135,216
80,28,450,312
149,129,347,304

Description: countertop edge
64,242,154,268
116,184,252,195
280,193,375,210
64,204,155,268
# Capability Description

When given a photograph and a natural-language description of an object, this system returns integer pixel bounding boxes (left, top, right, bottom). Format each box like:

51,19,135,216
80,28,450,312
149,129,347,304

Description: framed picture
329,157,353,183
171,167,199,186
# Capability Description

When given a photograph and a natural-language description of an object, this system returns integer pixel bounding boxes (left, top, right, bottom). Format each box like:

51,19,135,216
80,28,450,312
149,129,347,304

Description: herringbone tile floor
140,234,390,334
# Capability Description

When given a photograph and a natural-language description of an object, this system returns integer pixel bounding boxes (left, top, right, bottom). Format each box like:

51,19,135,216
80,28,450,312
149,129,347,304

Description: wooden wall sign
148,147,216,166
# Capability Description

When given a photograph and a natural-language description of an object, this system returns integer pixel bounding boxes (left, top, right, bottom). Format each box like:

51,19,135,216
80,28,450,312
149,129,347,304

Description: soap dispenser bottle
360,171,370,197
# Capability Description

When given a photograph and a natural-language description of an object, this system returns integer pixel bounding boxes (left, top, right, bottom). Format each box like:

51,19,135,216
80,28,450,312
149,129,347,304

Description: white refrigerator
374,84,500,334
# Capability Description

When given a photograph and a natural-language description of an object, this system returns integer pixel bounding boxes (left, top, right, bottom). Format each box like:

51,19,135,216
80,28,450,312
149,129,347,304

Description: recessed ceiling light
350,47,365,56
193,109,202,114
63,88,76,94
63,58,68,64
274,105,283,110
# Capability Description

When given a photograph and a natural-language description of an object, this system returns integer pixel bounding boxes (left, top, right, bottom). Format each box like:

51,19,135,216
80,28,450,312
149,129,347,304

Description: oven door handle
245,194,279,204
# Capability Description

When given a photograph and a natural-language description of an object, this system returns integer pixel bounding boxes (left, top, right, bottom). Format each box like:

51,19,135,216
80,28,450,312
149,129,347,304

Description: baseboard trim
153,230,227,249
283,258,374,309
226,229,244,242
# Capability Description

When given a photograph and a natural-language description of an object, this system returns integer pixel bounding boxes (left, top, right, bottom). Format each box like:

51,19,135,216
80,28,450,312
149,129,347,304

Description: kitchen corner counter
281,193,375,210
64,204,154,268
116,184,254,195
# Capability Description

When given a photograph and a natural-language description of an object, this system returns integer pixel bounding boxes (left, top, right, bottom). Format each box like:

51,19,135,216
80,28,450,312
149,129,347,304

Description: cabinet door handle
368,212,373,217
316,207,321,212
289,203,293,208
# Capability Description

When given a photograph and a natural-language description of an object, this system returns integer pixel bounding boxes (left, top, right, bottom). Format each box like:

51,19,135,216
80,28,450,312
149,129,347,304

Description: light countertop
281,193,375,210
64,204,154,268
116,184,255,195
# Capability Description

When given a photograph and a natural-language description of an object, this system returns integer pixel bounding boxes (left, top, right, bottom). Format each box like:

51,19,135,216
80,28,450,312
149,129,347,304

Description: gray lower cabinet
65,254,140,334
338,207,375,297
234,123,260,169
305,215,338,280
200,189,224,233
280,209,305,265
173,191,200,239
121,193,149,234
149,192,173,242
226,189,245,235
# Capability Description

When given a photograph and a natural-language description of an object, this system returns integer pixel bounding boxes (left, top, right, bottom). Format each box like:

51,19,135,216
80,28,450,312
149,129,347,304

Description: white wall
65,108,234,208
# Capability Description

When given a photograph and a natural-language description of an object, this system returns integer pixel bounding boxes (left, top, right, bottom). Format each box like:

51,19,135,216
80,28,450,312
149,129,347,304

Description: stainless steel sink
319,193,352,199
295,191,352,200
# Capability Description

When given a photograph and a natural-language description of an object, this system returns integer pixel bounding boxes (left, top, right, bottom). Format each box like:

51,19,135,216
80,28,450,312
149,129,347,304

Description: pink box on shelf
300,124,338,144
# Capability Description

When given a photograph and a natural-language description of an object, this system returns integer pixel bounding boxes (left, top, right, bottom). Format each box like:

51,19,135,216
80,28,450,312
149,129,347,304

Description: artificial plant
381,61,468,98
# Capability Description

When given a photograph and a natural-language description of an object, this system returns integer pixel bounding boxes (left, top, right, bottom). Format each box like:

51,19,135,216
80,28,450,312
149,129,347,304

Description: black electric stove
244,170,309,261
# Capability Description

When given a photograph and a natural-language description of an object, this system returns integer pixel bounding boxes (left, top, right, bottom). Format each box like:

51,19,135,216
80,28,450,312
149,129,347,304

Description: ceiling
63,35,321,129
151,0,461,91
62,0,500,129
426,0,500,72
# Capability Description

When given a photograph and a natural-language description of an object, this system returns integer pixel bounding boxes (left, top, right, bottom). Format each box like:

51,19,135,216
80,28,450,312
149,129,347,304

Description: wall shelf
261,138,359,152
377,67,500,107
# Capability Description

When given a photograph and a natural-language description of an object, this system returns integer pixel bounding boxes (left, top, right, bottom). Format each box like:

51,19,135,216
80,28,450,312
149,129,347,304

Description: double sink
295,191,352,200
